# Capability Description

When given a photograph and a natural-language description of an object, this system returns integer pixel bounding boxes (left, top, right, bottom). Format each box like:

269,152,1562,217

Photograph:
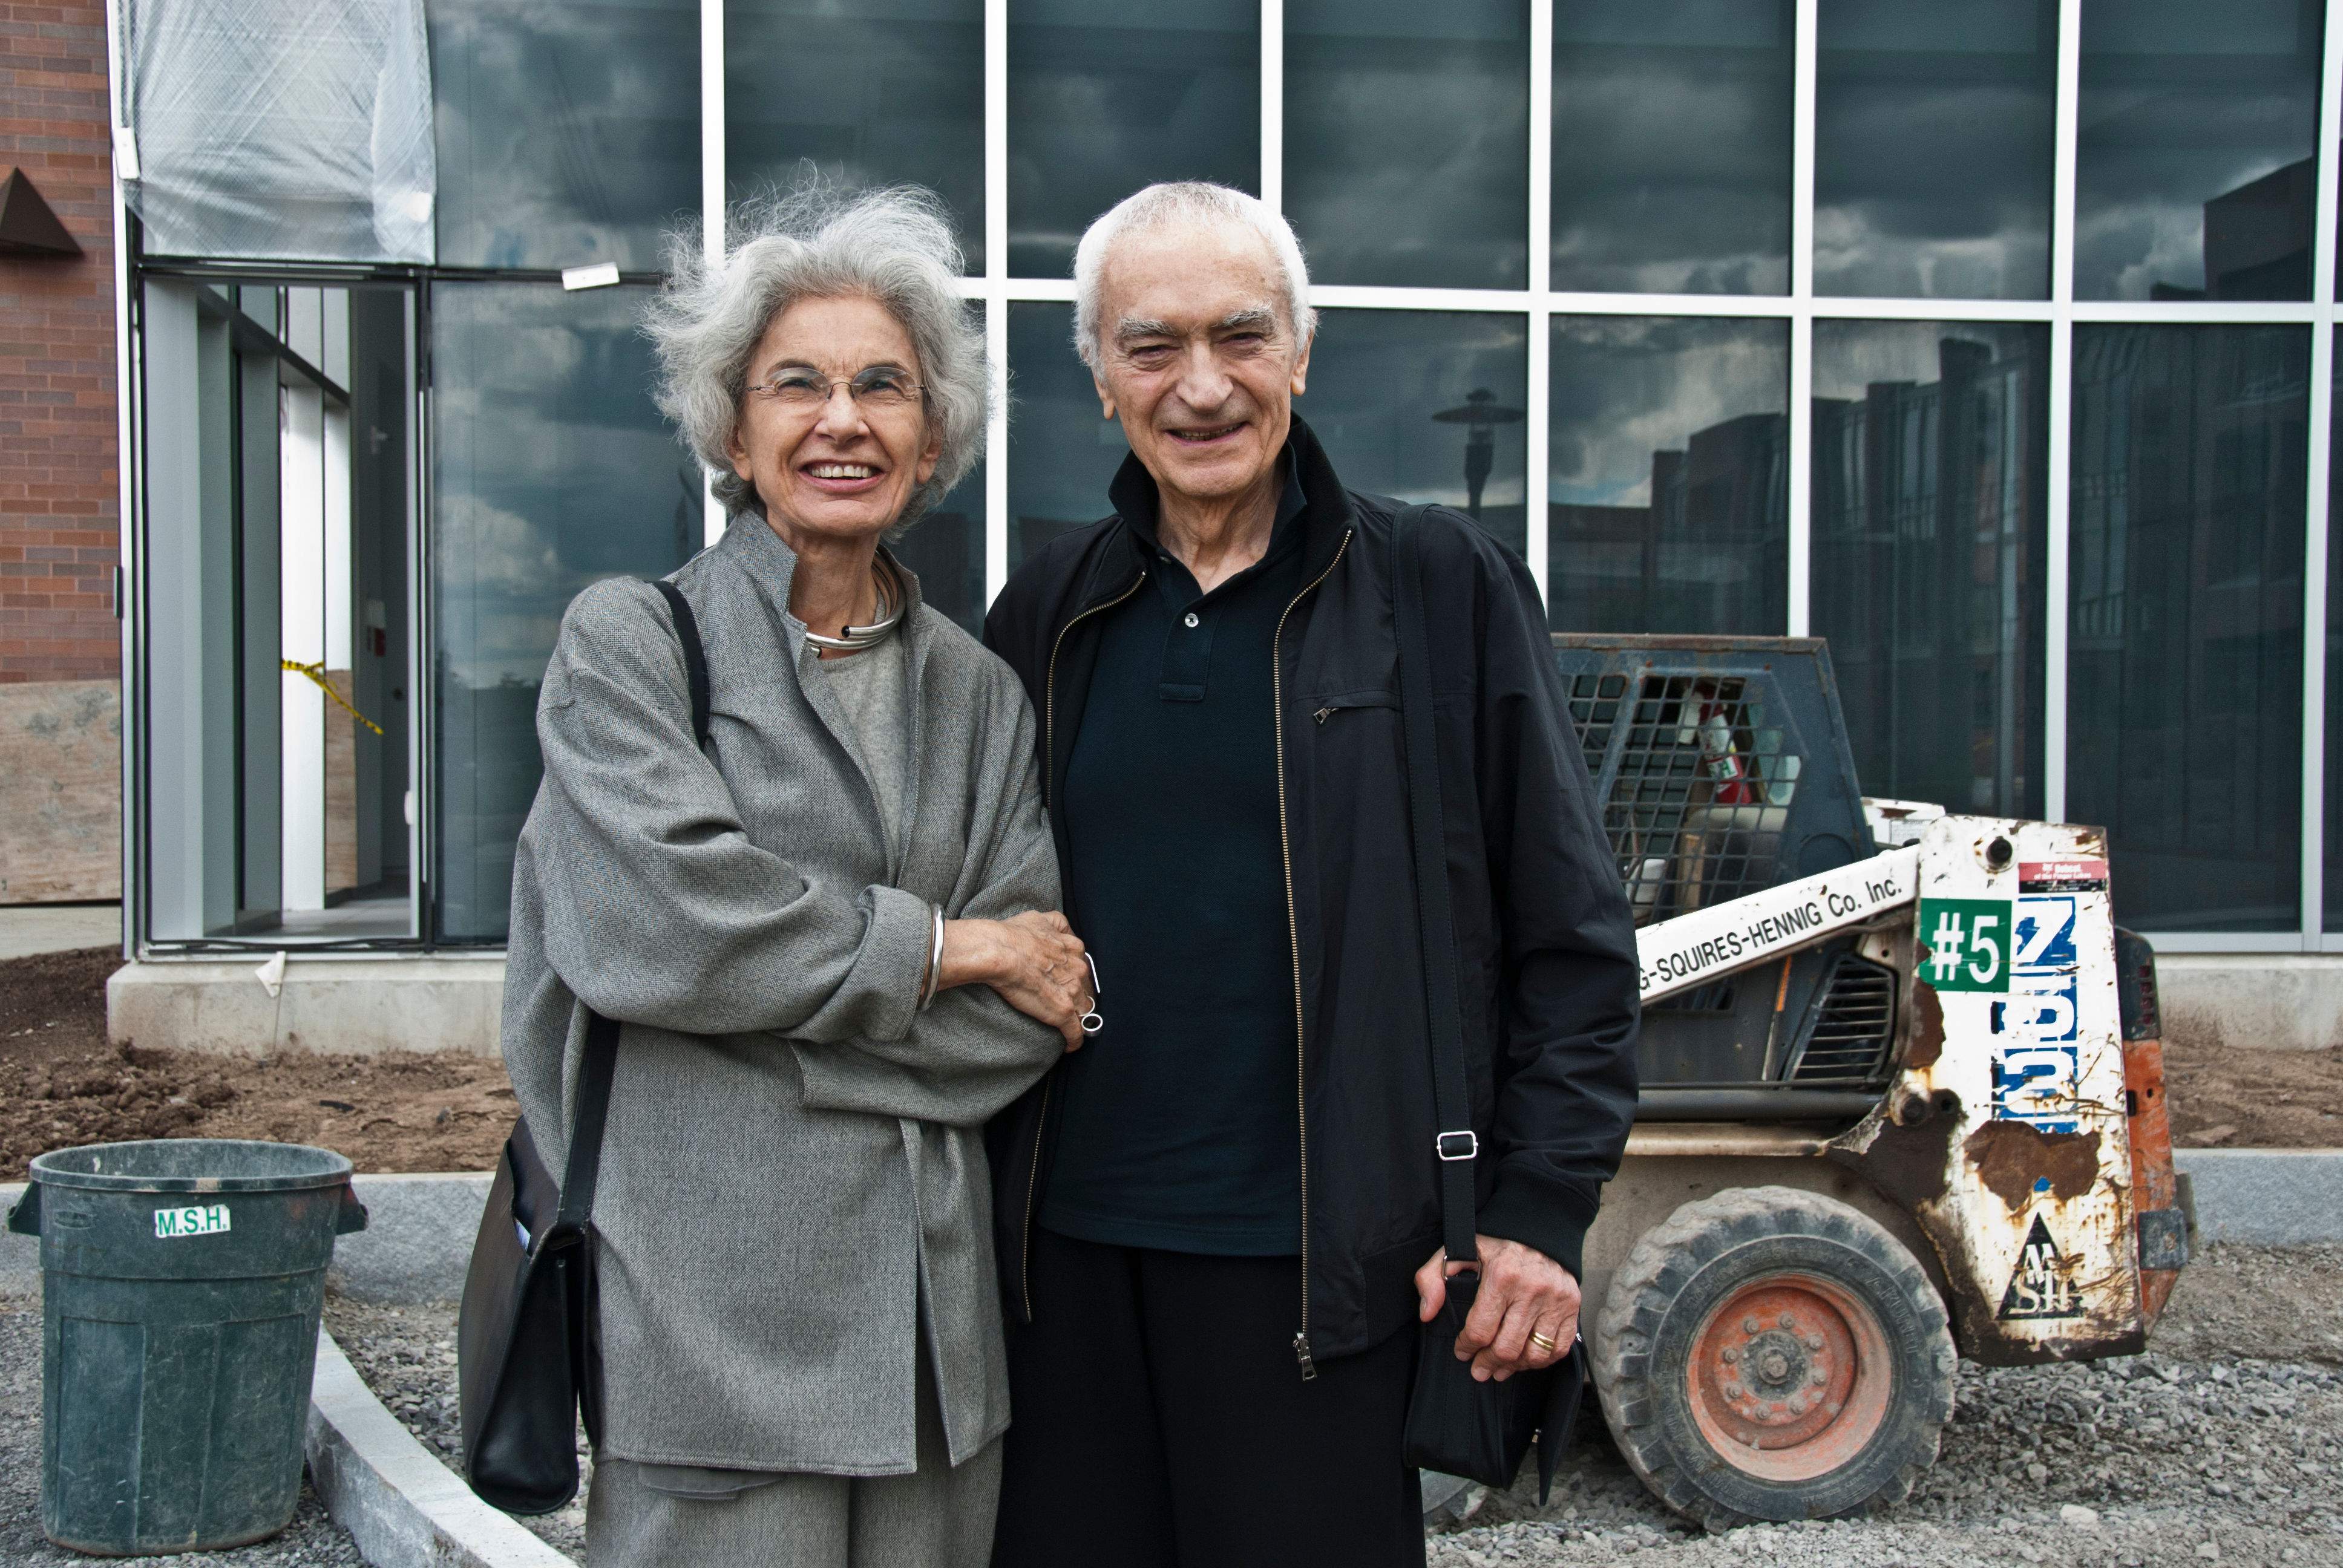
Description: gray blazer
500,515,1064,1475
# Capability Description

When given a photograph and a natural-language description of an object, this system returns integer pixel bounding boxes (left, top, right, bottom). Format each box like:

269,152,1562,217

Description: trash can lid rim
28,1138,355,1192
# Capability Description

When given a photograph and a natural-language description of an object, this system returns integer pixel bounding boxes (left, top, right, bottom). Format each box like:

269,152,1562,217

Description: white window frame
681,0,2343,952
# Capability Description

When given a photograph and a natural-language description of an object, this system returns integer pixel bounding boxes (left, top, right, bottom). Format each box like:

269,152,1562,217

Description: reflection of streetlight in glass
1431,388,1524,520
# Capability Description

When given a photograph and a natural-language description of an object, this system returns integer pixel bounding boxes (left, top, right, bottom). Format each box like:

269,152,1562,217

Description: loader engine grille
1786,957,1898,1085
1563,672,1805,924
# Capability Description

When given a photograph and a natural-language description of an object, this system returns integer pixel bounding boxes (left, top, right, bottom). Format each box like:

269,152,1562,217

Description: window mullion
1525,0,1552,603
985,0,1009,607
1786,0,1817,635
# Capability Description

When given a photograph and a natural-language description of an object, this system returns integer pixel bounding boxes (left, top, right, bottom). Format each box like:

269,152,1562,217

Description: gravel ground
321,1298,588,1561
0,1290,364,1567
13,1244,2338,1567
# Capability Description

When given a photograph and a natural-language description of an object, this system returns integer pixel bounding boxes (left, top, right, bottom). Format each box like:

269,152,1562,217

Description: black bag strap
552,1009,620,1229
548,578,712,1230
1391,504,1479,1270
651,578,712,748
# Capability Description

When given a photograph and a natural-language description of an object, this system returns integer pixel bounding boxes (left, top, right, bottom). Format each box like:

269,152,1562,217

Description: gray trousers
584,1352,1000,1568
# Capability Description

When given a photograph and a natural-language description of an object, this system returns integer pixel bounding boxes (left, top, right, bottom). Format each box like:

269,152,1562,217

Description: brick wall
0,0,117,685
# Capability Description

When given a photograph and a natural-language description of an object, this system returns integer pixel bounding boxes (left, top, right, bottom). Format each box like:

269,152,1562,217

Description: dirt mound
0,946,513,1179
5,943,2336,1180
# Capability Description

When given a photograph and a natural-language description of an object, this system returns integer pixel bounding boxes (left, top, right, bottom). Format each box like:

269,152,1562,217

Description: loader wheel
1591,1186,1956,1530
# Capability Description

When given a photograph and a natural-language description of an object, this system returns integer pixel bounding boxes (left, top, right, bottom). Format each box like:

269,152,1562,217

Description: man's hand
1415,1235,1581,1383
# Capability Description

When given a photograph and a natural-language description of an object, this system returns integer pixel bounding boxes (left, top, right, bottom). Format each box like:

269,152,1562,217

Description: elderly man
982,182,1639,1566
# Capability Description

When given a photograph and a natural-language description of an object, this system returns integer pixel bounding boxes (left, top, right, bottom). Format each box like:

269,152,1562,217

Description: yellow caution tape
280,659,386,736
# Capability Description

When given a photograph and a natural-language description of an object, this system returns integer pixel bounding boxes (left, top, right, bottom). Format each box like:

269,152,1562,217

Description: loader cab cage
1553,636,1894,1114
1555,636,1875,924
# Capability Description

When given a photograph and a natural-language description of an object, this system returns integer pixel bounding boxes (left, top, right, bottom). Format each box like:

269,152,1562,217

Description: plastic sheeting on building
118,0,435,264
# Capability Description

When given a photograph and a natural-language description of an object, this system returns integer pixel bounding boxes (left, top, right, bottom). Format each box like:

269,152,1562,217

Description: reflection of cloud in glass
2073,0,2319,301
1549,0,1792,296
727,0,985,272
1809,320,2047,817
1548,317,1786,506
1303,309,1529,552
1007,0,1257,278
1285,0,1529,289
430,0,700,272
1546,315,1788,635
431,283,696,687
1812,0,2056,300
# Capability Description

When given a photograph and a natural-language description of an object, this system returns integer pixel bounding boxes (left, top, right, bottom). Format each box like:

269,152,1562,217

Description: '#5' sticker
1918,898,2010,993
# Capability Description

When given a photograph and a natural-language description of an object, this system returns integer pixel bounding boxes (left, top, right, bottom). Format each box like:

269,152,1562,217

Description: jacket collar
1086,414,1355,611
716,508,931,665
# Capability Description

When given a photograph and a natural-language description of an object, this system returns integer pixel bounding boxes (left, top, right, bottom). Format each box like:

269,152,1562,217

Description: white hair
643,183,989,524
1071,181,1317,371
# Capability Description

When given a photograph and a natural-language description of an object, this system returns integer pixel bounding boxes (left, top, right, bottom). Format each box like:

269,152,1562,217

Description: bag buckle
1436,1130,1478,1161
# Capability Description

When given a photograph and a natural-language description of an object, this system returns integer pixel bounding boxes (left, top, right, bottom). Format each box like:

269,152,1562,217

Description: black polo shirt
1039,449,1309,1256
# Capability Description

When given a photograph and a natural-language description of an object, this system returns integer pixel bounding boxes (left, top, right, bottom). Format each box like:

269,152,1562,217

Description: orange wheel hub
1686,1273,1893,1483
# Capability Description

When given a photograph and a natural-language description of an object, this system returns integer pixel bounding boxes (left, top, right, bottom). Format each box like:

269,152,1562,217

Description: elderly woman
500,186,1087,1567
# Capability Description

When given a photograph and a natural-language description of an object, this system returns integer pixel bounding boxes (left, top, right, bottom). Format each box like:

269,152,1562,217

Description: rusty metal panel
1828,815,2143,1364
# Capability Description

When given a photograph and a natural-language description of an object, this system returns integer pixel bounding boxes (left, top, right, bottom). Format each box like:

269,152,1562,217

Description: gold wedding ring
1529,1330,1560,1352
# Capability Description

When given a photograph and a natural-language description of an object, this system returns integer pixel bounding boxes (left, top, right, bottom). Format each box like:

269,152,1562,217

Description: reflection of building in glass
1810,338,2043,817
2151,156,2315,302
1550,413,1788,635
2067,324,2307,930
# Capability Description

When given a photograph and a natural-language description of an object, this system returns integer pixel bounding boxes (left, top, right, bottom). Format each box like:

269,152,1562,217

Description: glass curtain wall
123,0,2343,952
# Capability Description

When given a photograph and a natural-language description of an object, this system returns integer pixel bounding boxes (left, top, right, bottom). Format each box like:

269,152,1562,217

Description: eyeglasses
747,366,926,411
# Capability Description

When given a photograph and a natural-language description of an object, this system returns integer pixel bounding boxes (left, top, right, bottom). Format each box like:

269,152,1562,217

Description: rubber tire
1591,1185,1957,1530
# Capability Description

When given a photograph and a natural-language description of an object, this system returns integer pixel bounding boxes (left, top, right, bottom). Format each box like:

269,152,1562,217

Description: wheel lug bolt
1722,1347,1739,1364
1726,1383,1744,1399
1743,1316,1760,1333
1778,1313,1795,1328
1806,1334,1823,1350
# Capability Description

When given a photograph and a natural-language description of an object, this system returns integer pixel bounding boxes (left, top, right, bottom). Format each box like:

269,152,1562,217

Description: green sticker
1919,898,2011,993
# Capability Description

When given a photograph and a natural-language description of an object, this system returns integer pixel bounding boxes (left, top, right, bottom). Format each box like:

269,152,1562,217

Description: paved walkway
0,903,120,962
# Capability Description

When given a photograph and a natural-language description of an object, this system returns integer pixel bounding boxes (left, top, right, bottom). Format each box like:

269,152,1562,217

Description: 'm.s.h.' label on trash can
154,1203,232,1238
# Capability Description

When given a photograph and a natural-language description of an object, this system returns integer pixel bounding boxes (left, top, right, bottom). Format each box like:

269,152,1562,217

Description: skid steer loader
1545,635,2186,1531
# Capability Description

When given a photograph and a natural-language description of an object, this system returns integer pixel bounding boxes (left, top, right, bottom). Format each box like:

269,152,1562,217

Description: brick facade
0,0,117,685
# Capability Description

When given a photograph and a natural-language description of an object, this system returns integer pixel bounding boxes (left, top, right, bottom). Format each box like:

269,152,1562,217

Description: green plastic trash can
5,1139,367,1557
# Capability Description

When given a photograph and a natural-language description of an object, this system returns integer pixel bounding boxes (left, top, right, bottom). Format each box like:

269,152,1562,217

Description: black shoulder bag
1391,505,1587,1503
456,578,711,1515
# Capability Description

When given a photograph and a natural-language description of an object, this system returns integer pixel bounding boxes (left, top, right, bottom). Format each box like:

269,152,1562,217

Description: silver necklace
802,556,906,654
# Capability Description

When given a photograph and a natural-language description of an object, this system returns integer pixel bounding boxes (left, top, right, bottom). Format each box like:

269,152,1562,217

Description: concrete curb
2172,1148,2343,1245
307,1327,571,1568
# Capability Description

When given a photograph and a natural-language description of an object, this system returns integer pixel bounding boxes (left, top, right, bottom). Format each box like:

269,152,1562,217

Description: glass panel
1547,316,1788,633
895,457,988,638
1008,0,1259,279
2075,0,2323,302
1008,302,1121,567
1814,0,2059,300
727,0,985,274
1549,0,1793,296
1810,321,2048,819
138,281,416,945
1305,309,1529,557
2069,324,2307,933
1285,0,1530,289
430,283,697,943
428,0,700,272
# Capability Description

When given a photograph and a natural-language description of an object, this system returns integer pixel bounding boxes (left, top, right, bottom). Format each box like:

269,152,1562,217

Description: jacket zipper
1273,529,1352,1380
1021,569,1145,1321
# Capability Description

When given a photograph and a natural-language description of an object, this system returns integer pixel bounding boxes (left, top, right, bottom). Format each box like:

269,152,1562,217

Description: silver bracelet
918,903,946,1011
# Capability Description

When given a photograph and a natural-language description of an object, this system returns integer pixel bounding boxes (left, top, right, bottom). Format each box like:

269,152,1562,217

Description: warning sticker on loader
1998,1215,2085,1320
1919,898,2010,993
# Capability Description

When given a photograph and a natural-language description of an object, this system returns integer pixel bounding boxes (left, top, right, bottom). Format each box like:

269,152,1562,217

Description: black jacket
982,417,1640,1367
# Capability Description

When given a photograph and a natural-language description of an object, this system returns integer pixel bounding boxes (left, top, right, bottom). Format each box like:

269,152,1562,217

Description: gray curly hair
644,184,989,524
